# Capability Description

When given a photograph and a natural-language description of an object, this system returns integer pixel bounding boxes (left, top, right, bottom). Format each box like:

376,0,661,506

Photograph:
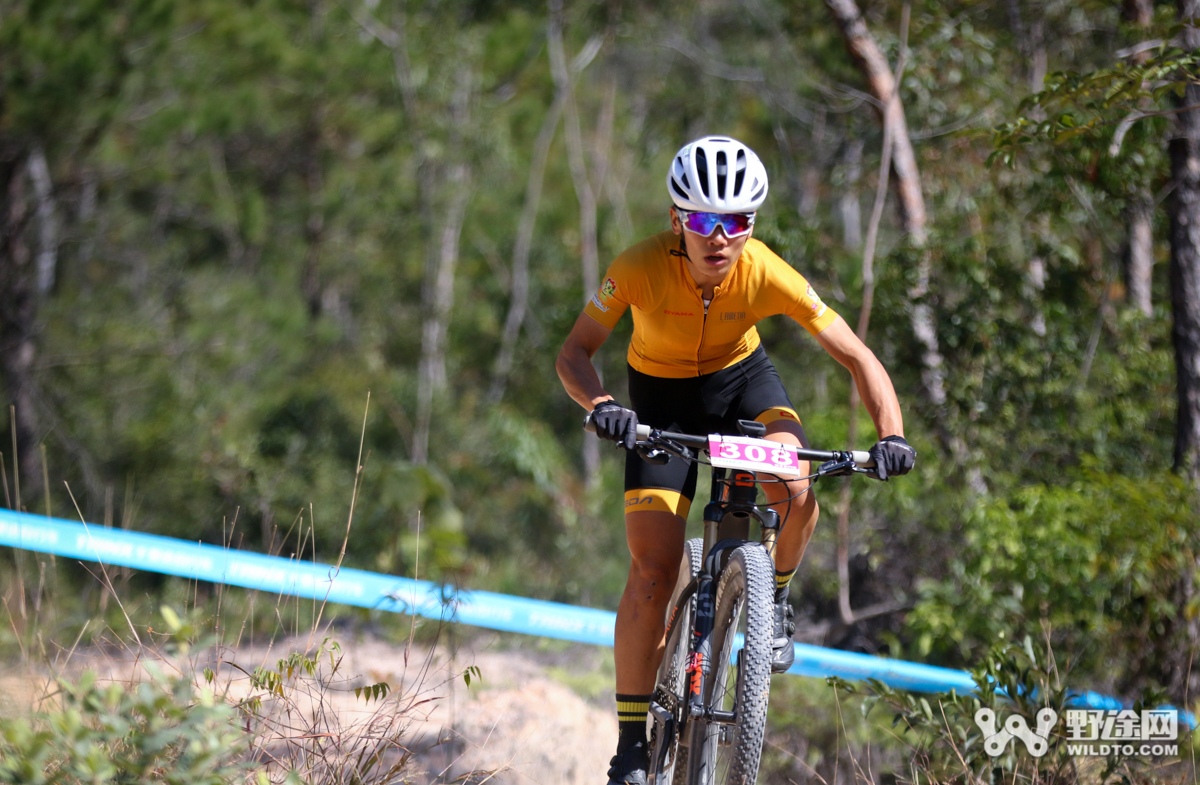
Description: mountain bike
587,416,879,785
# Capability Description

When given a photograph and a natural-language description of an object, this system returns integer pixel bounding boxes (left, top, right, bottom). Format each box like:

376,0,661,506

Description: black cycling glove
590,400,639,451
868,435,917,481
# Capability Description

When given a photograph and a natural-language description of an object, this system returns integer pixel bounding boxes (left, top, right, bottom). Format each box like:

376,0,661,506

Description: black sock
615,693,651,753
775,567,797,604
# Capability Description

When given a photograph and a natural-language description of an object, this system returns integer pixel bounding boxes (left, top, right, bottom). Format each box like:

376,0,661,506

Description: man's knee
629,556,679,594
624,509,686,597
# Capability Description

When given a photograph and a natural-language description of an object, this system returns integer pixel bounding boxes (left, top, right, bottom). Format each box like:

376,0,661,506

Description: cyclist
555,136,915,785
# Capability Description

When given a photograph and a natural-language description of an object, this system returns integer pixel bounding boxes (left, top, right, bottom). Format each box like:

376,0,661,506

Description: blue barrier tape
0,509,1193,728
0,510,616,646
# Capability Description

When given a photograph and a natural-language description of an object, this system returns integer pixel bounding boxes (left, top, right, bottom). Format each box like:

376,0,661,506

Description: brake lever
816,459,856,478
637,446,671,465
658,439,694,462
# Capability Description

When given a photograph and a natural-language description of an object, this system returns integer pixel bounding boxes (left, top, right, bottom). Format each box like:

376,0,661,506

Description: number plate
706,434,803,477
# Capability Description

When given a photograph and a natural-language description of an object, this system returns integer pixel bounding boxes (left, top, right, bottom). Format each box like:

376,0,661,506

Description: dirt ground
327,633,619,784
0,629,619,784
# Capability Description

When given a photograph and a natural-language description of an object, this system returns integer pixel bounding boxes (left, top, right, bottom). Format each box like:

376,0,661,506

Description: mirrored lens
680,211,754,237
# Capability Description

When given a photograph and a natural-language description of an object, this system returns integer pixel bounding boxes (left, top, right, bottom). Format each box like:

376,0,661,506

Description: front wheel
648,537,703,785
685,543,774,785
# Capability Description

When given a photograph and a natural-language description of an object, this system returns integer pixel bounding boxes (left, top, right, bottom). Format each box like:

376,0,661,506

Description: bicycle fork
686,469,779,729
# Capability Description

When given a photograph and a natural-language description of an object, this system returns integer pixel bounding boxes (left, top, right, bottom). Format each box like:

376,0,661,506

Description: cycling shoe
606,742,649,785
771,602,796,674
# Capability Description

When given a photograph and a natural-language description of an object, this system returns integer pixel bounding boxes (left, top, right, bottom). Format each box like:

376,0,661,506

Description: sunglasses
677,209,756,238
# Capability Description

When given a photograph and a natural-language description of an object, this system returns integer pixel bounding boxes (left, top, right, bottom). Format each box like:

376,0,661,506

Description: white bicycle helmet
667,136,769,213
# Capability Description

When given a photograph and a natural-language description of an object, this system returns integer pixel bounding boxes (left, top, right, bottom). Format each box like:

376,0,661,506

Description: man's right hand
590,400,639,450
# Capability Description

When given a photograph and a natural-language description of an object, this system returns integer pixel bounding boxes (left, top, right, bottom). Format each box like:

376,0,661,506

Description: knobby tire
649,537,704,785
685,544,774,785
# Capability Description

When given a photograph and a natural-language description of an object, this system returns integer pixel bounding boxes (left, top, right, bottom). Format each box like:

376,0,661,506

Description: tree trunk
799,109,826,221
0,143,43,505
1125,196,1154,317
1123,0,1154,25
1169,0,1200,484
548,4,599,299
548,0,603,487
1028,16,1047,94
824,0,948,410
1028,255,1047,336
489,88,566,403
1121,5,1155,319
28,147,57,296
301,118,325,319
833,12,907,623
413,67,473,466
838,138,864,249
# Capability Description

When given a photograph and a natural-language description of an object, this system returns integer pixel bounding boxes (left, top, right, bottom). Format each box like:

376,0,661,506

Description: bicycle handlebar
584,412,875,470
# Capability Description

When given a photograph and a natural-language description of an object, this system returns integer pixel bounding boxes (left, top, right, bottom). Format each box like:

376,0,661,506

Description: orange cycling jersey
583,230,839,378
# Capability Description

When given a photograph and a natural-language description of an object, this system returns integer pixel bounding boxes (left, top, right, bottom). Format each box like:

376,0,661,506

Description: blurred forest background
3,0,1200,717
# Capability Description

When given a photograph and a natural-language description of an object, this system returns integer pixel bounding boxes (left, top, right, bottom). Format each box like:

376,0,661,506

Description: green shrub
906,470,1200,691
0,669,246,785
832,637,1187,785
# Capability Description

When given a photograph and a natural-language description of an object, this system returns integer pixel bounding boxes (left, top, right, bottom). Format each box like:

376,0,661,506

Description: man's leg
614,508,686,693
607,508,685,784
759,417,819,673
760,418,820,573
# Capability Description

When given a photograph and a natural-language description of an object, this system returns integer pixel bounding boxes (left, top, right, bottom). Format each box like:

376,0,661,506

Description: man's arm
813,316,904,439
556,311,616,410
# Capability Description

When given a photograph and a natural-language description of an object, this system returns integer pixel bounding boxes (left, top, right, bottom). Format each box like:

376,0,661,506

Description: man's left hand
869,435,916,481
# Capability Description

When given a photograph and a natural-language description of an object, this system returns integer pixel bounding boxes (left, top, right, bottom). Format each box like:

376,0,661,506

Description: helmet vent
751,183,766,201
734,150,746,195
671,179,689,201
695,148,710,198
716,151,727,197
680,172,690,189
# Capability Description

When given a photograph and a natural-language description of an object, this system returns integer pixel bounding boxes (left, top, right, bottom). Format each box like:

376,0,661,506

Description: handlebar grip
851,450,873,467
583,413,652,442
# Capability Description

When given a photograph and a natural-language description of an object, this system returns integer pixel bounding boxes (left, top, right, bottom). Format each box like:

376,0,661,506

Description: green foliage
0,0,177,148
907,471,1200,686
0,669,246,785
992,40,1200,160
353,682,392,704
831,637,1179,785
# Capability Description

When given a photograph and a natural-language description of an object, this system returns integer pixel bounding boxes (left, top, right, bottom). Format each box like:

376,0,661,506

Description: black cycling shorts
623,346,805,518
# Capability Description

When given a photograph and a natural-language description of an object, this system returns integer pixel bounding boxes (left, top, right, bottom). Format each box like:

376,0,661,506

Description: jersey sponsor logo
625,495,654,508
806,283,828,318
776,409,798,420
600,276,618,301
663,309,694,316
721,311,746,321
590,293,610,313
